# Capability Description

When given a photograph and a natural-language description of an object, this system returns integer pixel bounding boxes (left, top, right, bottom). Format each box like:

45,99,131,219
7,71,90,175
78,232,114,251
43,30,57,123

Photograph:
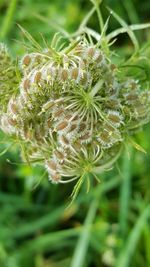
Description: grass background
0,0,150,266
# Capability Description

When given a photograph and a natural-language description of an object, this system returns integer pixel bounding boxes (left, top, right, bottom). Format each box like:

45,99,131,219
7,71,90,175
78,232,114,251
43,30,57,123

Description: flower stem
89,79,104,97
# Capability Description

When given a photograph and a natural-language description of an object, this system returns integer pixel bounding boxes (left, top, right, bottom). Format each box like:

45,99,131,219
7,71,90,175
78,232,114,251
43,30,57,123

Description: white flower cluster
0,40,150,183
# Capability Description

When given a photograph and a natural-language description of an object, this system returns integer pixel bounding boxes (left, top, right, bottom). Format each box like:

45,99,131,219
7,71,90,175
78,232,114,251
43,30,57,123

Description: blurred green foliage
0,0,150,267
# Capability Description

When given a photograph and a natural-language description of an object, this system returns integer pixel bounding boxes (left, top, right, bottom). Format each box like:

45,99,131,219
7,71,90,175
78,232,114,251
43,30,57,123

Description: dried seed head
110,64,117,71
59,134,70,147
7,117,17,126
56,121,68,131
78,122,88,136
60,68,68,81
105,98,120,109
80,132,92,144
50,173,61,184
95,52,103,63
70,113,79,122
125,92,139,104
65,113,73,120
71,68,79,80
34,71,42,83
104,122,115,133
80,72,91,86
34,54,42,64
130,80,138,90
22,78,30,92
22,55,31,67
0,115,12,134
42,100,55,112
67,122,78,134
87,47,95,57
46,67,57,82
46,117,53,128
53,148,66,163
98,130,113,148
134,104,149,118
53,107,64,118
46,160,57,172
21,126,33,140
73,141,82,151
107,110,123,127
8,98,18,115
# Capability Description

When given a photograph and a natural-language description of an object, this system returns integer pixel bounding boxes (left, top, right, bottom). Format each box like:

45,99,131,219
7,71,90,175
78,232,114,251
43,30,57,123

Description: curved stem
93,145,123,173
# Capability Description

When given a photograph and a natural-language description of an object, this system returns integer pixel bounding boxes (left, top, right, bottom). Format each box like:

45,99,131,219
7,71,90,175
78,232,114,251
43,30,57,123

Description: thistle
0,3,150,196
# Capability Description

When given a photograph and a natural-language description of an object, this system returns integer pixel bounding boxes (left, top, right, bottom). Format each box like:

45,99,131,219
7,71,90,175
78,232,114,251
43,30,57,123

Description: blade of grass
20,227,82,255
119,146,133,237
17,175,121,255
123,0,140,24
0,0,17,40
9,206,65,239
143,224,150,266
107,7,139,53
116,204,150,267
70,198,98,267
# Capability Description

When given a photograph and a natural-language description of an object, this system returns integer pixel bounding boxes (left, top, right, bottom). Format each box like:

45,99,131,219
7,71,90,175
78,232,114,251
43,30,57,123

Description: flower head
0,34,150,186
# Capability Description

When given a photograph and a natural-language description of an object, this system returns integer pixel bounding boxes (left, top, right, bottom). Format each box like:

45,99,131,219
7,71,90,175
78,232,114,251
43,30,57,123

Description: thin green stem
93,145,123,174
89,79,104,97
0,0,17,40
106,23,150,42
90,0,104,33
107,7,139,54
119,145,133,238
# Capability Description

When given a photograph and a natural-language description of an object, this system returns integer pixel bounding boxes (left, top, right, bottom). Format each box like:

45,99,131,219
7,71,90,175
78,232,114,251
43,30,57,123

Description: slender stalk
119,145,133,237
0,0,17,40
90,0,104,33
107,23,150,42
93,145,123,174
89,79,104,98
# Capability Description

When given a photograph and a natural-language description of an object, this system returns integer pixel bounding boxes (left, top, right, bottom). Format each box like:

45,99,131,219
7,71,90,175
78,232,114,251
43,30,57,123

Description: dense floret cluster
0,40,150,183
0,43,18,115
